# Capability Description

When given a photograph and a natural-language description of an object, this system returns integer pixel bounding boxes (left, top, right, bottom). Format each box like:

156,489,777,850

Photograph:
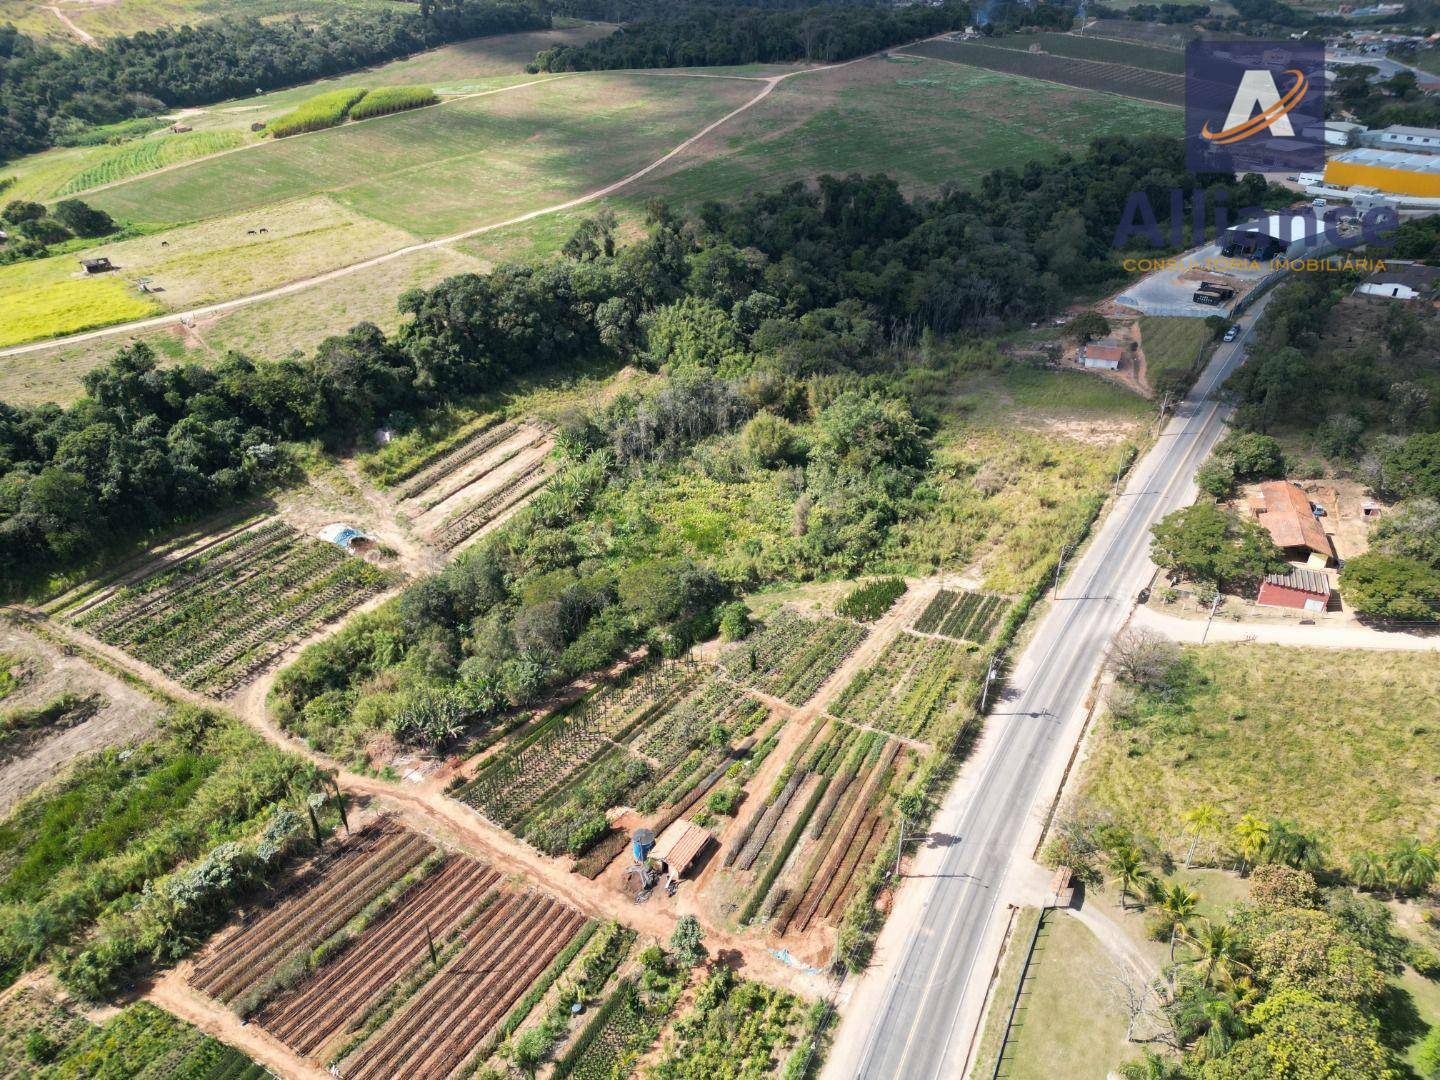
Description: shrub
669,915,705,966
347,85,438,121
268,88,369,138
718,602,752,642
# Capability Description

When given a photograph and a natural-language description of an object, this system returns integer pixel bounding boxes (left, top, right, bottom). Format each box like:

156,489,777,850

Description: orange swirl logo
1201,68,1308,144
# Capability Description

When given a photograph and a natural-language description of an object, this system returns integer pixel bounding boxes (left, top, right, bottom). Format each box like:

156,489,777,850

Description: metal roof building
1324,148,1440,198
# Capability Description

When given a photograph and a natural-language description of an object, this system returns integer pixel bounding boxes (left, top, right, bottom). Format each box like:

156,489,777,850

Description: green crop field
629,56,1180,207
85,73,760,237
1080,645,1440,864
984,31,1186,73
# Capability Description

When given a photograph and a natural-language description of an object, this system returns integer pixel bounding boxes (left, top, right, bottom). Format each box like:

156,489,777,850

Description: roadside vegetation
1081,636,1440,876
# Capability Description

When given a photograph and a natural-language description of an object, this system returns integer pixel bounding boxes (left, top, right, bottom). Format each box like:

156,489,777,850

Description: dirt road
1131,603,1440,650
0,39,939,362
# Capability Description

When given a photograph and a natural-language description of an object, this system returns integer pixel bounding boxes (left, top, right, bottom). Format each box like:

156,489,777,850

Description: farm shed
651,820,712,880
79,257,114,274
1256,567,1333,611
318,523,375,554
1080,341,1125,370
1249,481,1335,566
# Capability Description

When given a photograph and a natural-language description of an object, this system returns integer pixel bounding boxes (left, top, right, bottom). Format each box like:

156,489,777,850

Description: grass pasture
1080,645,1440,865
997,911,1138,1080
85,73,760,236
1137,315,1214,394
0,0,405,46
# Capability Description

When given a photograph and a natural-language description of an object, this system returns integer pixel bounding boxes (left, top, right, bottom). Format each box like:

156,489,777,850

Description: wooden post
426,924,438,966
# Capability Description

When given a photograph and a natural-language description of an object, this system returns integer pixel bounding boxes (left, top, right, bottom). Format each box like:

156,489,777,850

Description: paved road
848,296,1269,1080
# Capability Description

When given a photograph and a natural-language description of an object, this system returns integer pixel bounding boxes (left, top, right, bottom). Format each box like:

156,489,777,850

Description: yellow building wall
1324,161,1440,197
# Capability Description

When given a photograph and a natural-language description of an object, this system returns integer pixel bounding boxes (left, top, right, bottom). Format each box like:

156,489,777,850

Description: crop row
721,611,868,706
269,87,369,138
408,432,547,514
912,589,1007,642
255,855,499,1058
431,459,551,551
830,631,979,741
631,674,763,772
191,821,430,1004
391,419,515,498
75,523,396,694
342,891,586,1080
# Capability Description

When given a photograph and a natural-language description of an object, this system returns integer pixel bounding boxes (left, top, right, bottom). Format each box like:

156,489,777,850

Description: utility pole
1156,391,1173,432
1201,592,1222,643
979,649,1004,713
894,814,906,878
426,924,438,966
1052,543,1074,600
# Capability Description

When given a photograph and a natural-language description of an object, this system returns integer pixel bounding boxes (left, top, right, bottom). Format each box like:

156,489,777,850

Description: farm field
189,817,433,1006
0,990,265,1079
711,715,914,939
912,589,1010,643
829,629,981,744
1138,315,1214,394
0,24,614,204
0,0,404,46
718,610,868,707
903,38,1186,107
83,74,760,235
983,31,1186,73
1079,644,1440,864
60,517,401,697
627,52,1180,209
0,621,157,815
456,658,775,859
395,417,558,553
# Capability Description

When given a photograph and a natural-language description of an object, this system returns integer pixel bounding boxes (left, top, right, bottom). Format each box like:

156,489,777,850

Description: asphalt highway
849,295,1269,1080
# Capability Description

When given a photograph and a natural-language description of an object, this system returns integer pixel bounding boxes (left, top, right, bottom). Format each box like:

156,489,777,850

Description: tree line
529,1,968,71
0,0,547,163
0,136,1267,586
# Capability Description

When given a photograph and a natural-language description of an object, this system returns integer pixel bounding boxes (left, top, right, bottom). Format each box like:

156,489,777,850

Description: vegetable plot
68,519,398,696
829,630,980,742
720,610,868,706
189,819,431,1005
911,588,1008,643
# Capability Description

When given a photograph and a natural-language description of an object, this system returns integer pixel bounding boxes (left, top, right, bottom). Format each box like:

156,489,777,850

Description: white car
1223,326,1240,342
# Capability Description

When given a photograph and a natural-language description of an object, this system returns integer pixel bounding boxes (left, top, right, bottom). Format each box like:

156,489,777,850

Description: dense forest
0,0,546,162
530,1,968,71
0,136,1268,586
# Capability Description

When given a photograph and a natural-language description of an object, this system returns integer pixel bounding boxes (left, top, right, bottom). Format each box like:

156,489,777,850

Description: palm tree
1198,998,1242,1061
1181,919,1251,989
1231,814,1269,875
1108,845,1153,910
1181,804,1222,868
1154,882,1200,962
1385,839,1439,897
1117,1050,1181,1080
1349,851,1389,891
1263,819,1325,872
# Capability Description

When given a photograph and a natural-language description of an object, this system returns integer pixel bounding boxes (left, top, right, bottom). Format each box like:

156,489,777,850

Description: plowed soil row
256,854,500,1057
345,891,584,1080
191,821,431,1002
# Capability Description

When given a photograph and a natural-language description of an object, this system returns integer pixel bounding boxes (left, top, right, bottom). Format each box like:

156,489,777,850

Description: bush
669,915,705,967
718,602,752,642
1341,552,1440,622
268,88,369,138
347,85,438,121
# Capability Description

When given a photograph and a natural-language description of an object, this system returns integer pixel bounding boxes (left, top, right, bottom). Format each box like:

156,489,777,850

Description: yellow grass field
0,259,160,348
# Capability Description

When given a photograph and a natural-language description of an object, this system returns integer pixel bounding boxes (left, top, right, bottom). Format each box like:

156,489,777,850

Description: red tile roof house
1256,568,1333,611
1248,481,1335,566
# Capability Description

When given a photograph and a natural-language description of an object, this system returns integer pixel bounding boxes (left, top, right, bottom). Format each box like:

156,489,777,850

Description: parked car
1223,325,1240,342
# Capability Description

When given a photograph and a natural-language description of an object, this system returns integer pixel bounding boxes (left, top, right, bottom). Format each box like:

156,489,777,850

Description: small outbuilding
650,819,712,882
80,257,114,274
1080,340,1125,371
1256,567,1333,612
318,523,376,555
